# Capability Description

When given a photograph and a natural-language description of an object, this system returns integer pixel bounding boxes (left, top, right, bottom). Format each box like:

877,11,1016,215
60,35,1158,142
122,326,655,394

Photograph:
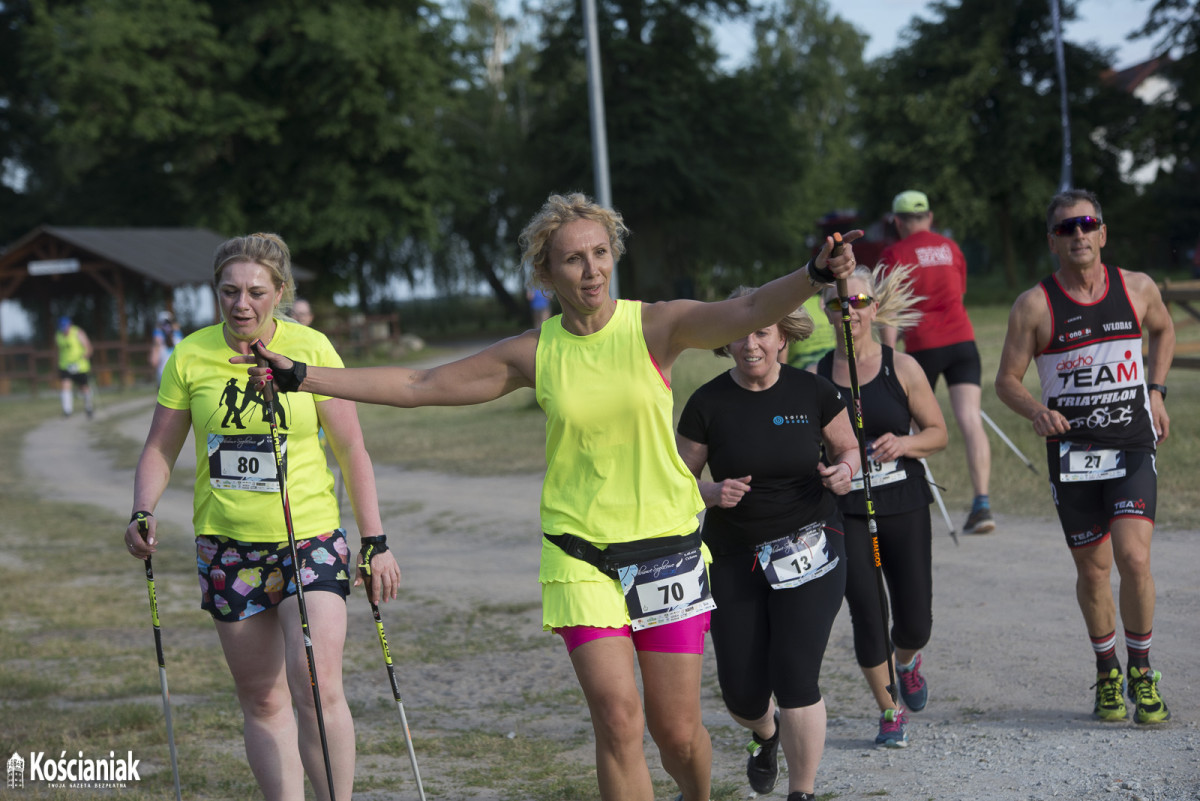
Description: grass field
358,302,1200,530
1,297,1196,799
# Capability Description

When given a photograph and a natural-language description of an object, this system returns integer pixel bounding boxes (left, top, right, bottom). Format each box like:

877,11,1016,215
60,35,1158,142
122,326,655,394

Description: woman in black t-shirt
676,291,859,801
816,264,947,749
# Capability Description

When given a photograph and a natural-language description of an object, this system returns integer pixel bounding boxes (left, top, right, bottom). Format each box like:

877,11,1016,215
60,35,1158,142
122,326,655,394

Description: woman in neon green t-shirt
245,195,861,801
123,233,400,801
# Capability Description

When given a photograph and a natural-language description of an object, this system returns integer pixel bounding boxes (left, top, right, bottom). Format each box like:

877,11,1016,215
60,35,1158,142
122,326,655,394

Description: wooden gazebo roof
0,226,313,388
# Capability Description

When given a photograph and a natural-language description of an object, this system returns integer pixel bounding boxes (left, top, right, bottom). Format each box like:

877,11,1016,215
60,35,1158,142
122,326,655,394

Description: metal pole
1050,0,1072,191
581,0,618,298
918,458,959,546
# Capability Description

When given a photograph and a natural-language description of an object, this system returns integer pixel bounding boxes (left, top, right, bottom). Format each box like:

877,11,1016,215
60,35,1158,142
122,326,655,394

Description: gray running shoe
964,507,995,534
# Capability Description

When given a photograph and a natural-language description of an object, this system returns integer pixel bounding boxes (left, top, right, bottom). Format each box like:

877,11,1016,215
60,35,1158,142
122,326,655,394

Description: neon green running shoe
1127,667,1171,724
1091,668,1127,721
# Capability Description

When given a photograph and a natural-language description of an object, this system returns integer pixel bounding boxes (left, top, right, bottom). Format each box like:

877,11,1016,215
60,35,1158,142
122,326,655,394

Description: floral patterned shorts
197,529,351,622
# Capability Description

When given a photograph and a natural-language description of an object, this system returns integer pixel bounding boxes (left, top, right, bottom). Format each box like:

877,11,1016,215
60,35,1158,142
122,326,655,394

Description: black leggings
843,507,933,667
709,528,846,717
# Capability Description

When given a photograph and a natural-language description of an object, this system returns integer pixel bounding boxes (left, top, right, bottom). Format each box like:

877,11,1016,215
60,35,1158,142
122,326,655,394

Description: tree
521,0,871,300
1123,0,1200,271
858,0,1143,287
11,0,464,310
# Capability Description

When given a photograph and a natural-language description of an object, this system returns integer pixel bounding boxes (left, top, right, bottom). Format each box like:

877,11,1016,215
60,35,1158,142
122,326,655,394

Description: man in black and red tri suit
995,188,1175,725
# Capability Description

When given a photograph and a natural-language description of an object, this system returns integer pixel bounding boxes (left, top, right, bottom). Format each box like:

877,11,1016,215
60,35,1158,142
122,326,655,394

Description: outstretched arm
642,232,863,368
238,331,538,408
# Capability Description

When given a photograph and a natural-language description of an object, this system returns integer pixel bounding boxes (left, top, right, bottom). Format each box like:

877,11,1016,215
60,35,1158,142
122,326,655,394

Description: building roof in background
1101,55,1173,95
0,226,314,285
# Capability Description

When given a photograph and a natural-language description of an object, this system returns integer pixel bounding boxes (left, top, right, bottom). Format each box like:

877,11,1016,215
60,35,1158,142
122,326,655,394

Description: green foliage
10,0,464,306
858,0,1144,286
3,0,1198,319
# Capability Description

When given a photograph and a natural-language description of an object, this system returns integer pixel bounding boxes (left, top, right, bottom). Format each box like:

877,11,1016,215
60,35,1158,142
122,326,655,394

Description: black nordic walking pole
359,554,427,801
831,234,900,707
255,342,338,801
136,513,183,801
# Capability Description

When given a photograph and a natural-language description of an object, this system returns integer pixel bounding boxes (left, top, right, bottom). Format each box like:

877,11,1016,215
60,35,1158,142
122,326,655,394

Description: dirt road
28,393,1200,800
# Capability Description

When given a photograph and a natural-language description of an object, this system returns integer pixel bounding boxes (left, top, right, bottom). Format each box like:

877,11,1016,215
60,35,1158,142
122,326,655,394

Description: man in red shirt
880,190,994,534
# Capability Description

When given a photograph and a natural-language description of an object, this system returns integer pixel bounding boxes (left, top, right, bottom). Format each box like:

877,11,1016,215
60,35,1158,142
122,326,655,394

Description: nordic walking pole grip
138,514,183,801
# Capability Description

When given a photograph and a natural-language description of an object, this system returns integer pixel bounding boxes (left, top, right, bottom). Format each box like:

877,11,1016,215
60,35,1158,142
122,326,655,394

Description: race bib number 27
1059,441,1125,483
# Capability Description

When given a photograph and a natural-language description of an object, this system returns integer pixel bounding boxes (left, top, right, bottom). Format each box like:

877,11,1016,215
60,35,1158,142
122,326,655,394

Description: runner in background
291,298,315,327
816,265,947,748
879,190,995,534
55,315,95,419
995,188,1174,725
676,290,858,801
150,311,183,384
527,283,553,329
242,192,861,801
788,295,836,369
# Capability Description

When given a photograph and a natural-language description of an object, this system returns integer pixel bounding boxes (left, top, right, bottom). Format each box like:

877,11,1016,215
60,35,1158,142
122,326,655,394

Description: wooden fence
0,313,402,396
1161,278,1200,370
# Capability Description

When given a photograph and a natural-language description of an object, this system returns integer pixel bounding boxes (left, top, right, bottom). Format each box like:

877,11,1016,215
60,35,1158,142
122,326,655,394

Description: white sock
62,388,73,415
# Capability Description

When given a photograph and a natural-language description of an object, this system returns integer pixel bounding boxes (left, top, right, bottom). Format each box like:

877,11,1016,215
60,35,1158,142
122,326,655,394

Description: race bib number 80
208,433,285,492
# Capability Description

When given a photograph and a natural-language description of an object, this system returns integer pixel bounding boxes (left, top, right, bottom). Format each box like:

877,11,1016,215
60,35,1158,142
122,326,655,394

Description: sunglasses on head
1051,215,1102,236
826,294,873,311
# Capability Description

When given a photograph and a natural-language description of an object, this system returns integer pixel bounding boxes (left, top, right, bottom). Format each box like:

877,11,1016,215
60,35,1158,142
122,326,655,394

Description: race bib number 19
208,433,285,492
850,456,905,492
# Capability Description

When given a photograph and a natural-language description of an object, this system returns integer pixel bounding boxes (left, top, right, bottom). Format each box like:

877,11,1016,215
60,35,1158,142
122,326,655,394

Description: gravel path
28,386,1200,801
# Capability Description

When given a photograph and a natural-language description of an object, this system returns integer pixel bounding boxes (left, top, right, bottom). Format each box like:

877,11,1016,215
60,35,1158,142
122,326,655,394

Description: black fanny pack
544,529,702,580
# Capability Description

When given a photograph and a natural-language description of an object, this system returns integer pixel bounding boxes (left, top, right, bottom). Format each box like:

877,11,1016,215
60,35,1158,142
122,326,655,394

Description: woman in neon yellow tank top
244,194,861,801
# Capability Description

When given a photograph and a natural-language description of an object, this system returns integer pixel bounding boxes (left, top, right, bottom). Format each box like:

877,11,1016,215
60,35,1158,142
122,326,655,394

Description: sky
717,0,1159,69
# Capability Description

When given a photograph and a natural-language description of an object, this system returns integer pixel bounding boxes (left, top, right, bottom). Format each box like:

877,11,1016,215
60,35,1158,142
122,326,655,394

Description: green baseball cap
893,190,930,214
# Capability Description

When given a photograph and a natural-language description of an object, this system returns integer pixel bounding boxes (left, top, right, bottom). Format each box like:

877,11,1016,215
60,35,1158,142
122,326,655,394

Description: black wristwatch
1147,383,1167,400
360,535,389,554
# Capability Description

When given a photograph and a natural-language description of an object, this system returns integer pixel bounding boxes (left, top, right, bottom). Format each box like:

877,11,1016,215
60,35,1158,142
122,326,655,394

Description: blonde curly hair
519,193,630,293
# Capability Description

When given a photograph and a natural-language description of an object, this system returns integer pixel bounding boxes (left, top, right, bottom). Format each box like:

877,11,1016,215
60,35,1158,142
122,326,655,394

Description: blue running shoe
875,708,908,748
898,653,929,711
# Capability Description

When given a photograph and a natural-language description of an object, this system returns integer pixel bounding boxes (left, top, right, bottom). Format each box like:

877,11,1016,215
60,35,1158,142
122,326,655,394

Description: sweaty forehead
219,260,275,287
552,219,608,253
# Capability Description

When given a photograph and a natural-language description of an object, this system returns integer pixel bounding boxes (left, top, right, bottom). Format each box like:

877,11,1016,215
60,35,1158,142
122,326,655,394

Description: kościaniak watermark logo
7,750,141,790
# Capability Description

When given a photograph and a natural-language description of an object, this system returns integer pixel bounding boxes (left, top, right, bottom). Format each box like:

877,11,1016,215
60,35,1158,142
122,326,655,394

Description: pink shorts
556,611,711,655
